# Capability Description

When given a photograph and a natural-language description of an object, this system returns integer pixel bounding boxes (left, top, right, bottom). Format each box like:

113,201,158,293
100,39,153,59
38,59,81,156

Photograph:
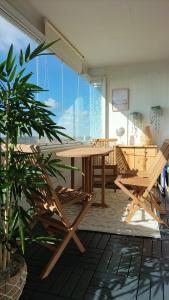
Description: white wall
89,61,169,146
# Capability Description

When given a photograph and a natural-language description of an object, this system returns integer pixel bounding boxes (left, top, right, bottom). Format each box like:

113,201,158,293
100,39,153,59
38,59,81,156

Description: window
0,15,105,142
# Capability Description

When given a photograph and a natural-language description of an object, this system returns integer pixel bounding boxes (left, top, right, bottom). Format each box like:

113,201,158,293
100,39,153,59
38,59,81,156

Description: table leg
71,157,75,189
101,155,107,207
82,157,85,191
92,154,108,208
89,156,93,193
84,157,90,193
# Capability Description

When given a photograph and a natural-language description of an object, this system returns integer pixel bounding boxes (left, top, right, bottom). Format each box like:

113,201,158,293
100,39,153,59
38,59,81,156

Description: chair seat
117,175,151,187
55,186,93,206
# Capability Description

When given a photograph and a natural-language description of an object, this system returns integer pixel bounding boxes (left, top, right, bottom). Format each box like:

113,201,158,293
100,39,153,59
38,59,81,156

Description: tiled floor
20,225,169,300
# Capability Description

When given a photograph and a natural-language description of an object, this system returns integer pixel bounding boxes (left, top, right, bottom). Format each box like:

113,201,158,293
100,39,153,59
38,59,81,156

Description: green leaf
8,56,16,75
9,209,18,238
25,44,31,62
38,53,54,56
29,41,45,60
18,208,25,253
19,49,24,66
41,39,60,52
13,68,26,90
20,72,33,83
6,44,13,74
0,74,7,82
0,60,6,74
29,40,59,60
9,65,17,82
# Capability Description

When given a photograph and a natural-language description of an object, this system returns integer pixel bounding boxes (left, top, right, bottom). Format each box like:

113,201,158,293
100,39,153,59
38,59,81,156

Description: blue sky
0,15,103,139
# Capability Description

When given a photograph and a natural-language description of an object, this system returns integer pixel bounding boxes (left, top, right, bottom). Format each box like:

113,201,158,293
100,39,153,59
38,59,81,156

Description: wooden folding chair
115,140,169,227
115,146,139,176
16,144,94,279
92,138,117,190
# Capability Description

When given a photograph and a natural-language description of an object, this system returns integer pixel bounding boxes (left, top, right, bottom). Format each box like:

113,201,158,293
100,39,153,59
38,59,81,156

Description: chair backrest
115,146,130,173
15,144,66,219
145,139,169,195
92,138,117,165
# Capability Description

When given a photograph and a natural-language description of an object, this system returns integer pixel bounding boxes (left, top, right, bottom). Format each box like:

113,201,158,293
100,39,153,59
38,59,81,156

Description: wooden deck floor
20,192,169,300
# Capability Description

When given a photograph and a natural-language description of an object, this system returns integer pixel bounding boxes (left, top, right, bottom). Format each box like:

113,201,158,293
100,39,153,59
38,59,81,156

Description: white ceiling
5,0,169,68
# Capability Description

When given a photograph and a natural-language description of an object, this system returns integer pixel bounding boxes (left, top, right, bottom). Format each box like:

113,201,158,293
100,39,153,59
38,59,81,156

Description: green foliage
0,41,75,266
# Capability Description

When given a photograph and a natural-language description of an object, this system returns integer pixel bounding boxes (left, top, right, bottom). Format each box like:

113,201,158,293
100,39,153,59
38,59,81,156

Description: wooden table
56,147,113,207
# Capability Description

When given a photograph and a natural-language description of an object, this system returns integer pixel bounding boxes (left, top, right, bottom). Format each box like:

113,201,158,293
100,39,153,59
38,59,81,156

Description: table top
55,147,113,158
118,145,157,148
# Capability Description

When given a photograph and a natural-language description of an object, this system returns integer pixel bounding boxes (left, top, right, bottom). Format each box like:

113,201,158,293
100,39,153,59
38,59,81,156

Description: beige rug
63,189,161,238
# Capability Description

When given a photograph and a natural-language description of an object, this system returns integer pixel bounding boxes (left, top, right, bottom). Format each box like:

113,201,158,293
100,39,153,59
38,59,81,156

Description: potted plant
0,42,73,299
150,105,162,132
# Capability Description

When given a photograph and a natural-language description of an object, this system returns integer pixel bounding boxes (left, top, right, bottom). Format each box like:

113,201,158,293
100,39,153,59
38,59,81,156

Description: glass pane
58,62,78,137
77,76,90,141
89,83,105,139
0,15,105,143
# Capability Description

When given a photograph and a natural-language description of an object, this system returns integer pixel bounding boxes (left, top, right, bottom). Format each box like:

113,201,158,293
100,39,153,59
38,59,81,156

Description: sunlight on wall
110,110,143,145
109,111,128,144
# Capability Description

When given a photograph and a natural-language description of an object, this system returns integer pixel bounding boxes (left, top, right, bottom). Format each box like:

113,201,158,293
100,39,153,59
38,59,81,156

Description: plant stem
0,244,2,270
2,246,7,271
3,100,10,271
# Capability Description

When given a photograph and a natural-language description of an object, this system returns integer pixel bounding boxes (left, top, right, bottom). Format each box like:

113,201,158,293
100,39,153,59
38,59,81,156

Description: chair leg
125,202,139,223
150,197,166,214
140,200,168,226
149,193,166,214
73,233,86,253
115,178,168,226
40,230,74,279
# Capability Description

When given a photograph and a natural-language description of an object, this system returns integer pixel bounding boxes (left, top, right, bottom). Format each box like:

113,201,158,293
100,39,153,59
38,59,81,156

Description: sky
0,15,103,139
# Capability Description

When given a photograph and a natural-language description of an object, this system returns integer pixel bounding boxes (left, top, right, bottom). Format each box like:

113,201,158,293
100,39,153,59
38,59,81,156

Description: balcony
1,1,169,299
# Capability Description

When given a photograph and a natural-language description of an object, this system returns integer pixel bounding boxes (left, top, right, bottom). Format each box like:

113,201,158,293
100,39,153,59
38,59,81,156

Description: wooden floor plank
150,276,164,300
117,254,132,275
163,277,169,300
152,239,162,258
50,266,73,295
137,274,150,300
143,238,152,257
59,267,84,298
96,250,112,272
129,255,142,276
21,226,169,300
71,269,94,300
86,275,138,300
97,233,110,250
88,232,102,248
162,240,169,257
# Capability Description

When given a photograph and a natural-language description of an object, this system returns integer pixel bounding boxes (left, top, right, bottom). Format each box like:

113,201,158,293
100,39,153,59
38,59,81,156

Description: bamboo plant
0,42,74,274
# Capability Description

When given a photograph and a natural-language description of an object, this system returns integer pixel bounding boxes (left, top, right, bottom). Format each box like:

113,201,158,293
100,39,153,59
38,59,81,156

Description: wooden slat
137,274,150,300
92,138,117,191
71,269,94,300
